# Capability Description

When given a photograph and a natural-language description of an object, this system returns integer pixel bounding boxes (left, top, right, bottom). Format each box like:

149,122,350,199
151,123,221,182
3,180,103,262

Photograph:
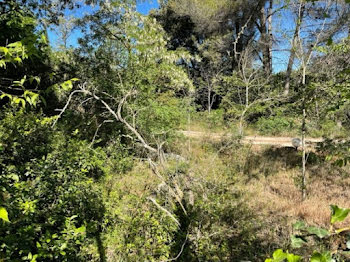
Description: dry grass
107,126,350,259
181,121,350,226
234,145,350,228
243,170,350,226
178,130,350,241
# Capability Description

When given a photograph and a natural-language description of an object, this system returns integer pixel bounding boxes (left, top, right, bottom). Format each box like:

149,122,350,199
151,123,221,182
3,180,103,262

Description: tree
257,0,274,76
283,0,350,96
56,15,77,49
0,0,51,107
56,8,193,157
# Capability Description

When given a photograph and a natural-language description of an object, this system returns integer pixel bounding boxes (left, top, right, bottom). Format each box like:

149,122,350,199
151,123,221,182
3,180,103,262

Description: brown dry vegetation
177,126,350,257
102,125,350,260
239,146,350,228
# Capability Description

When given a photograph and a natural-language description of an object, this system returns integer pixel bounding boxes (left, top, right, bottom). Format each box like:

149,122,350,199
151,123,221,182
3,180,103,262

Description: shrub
266,205,350,262
256,117,295,135
0,110,128,261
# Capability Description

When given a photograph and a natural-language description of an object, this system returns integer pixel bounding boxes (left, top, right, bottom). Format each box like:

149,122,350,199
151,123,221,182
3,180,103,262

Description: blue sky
48,0,291,72
137,0,159,15
48,0,334,73
48,0,159,48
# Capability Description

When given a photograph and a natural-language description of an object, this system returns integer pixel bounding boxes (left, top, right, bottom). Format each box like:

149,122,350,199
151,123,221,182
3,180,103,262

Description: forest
1,0,350,261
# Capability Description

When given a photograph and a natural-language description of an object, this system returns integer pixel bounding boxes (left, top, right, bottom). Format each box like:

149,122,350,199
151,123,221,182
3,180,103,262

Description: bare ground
181,130,323,147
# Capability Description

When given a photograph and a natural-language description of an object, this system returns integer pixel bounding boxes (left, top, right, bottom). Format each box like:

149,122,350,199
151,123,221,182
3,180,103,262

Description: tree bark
301,66,307,201
284,2,305,96
301,104,307,201
267,0,273,74
259,0,273,76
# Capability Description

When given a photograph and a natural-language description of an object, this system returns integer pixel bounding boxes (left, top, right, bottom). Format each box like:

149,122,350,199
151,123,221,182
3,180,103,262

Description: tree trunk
284,2,305,96
208,85,211,114
301,105,307,201
245,84,249,108
267,0,273,74
301,67,307,201
259,0,273,76
232,21,242,70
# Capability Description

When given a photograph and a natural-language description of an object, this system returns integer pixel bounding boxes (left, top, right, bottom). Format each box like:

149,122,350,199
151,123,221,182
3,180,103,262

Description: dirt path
180,131,323,147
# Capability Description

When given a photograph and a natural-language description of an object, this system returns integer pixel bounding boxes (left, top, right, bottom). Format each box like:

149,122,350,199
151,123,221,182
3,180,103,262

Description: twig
161,234,188,262
147,197,180,226
52,89,84,127
90,120,114,147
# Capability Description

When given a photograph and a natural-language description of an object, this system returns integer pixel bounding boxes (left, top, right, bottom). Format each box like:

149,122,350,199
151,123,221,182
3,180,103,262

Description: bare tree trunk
301,105,307,201
258,0,273,76
208,85,211,114
245,84,249,108
284,2,305,96
267,0,273,74
301,67,307,201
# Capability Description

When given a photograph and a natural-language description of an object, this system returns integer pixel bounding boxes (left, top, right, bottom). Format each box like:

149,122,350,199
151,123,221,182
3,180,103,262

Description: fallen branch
147,196,180,226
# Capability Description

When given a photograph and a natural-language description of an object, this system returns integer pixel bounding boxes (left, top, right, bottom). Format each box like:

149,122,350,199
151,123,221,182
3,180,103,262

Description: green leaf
60,78,79,91
40,34,47,44
293,221,306,230
76,225,86,233
61,80,73,91
272,249,287,261
13,97,26,107
310,252,332,262
0,46,9,55
306,226,329,238
70,215,78,220
13,57,22,63
286,254,301,262
0,207,9,222
330,205,350,224
291,235,307,248
0,93,12,100
266,250,301,262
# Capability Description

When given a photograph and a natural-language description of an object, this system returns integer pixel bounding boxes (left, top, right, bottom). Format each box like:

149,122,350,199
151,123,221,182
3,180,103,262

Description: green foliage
136,93,187,140
330,205,350,224
268,205,350,261
0,110,126,261
0,41,41,108
2,0,350,261
70,9,194,153
256,117,295,136
0,207,10,223
265,249,301,262
193,109,226,131
0,41,28,68
0,2,52,109
310,252,332,262
104,198,178,261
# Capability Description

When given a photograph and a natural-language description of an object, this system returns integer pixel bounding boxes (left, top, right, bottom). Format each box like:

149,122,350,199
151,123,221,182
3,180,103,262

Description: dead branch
147,196,180,226
90,120,114,148
148,159,188,216
52,89,85,127
161,234,188,262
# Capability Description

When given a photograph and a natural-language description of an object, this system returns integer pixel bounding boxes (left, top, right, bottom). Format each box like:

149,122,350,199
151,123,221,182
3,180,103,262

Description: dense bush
256,116,295,136
0,109,128,261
